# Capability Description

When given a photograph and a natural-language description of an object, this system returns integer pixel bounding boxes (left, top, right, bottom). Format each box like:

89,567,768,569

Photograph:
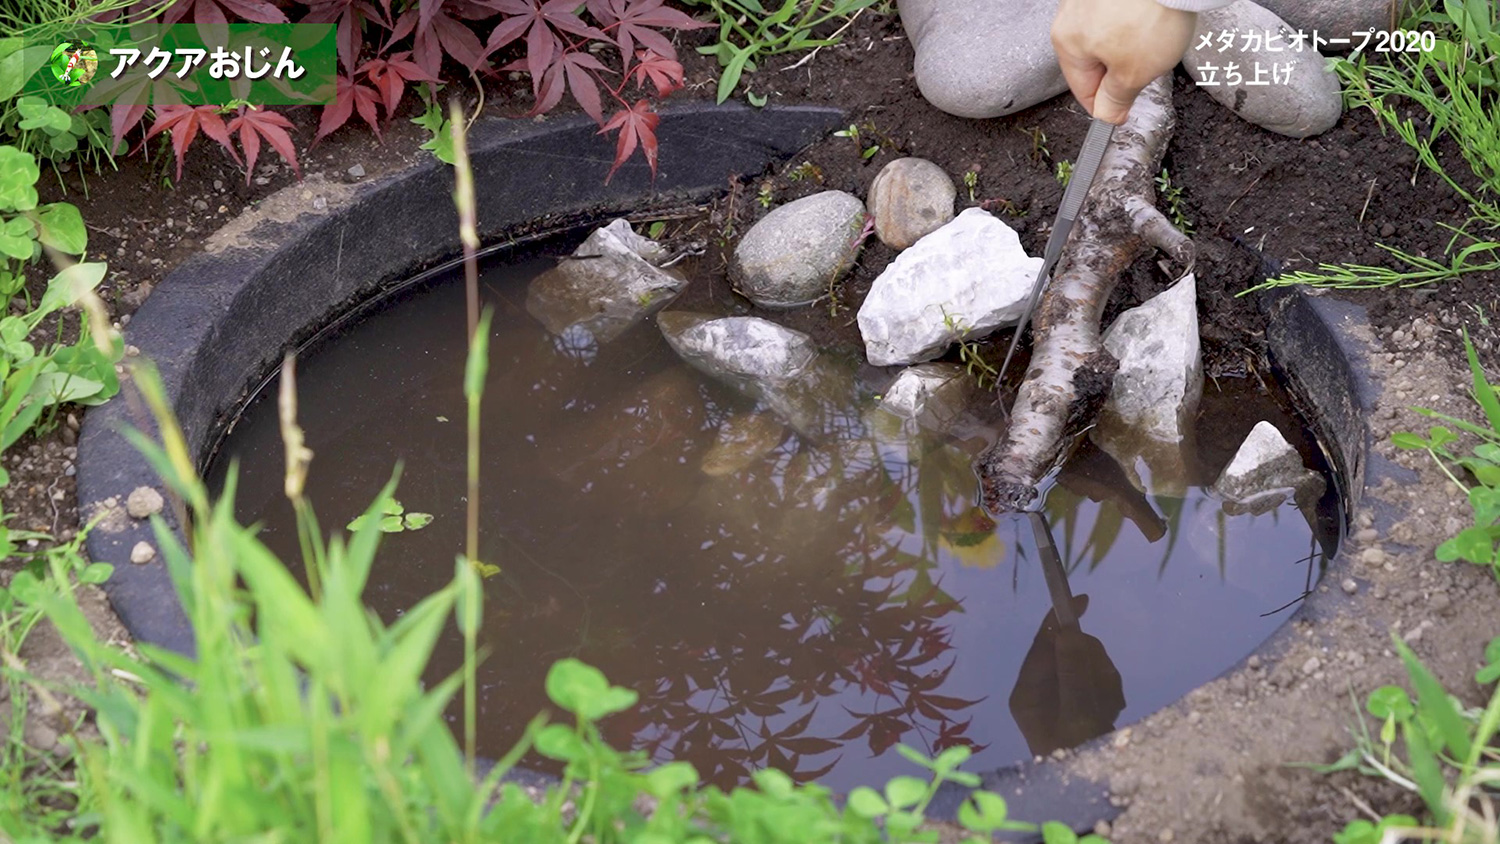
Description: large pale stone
857,208,1042,367
1091,274,1203,496
526,219,686,346
900,0,1068,119
1182,1,1343,138
868,158,956,250
730,191,868,308
1211,420,1326,515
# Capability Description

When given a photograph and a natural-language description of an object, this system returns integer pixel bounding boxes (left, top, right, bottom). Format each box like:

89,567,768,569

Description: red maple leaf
359,51,439,118
599,98,658,183
227,106,300,185
521,49,609,122
142,105,239,182
163,0,287,25
390,1,490,78
597,0,707,61
631,49,682,97
480,0,608,87
316,74,382,143
302,0,393,72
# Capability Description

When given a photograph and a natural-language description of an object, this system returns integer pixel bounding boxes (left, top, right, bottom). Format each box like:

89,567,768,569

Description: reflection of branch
1054,443,1167,543
1029,512,1076,628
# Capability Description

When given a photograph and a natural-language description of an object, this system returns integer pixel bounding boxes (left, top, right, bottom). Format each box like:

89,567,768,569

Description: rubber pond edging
77,101,848,655
76,102,1391,837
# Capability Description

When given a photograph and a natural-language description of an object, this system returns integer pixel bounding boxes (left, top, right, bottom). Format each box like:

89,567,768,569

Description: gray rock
1101,273,1202,442
730,191,868,308
900,0,1067,119
857,208,1041,366
657,312,856,439
1091,274,1202,496
1183,1,1343,138
347,163,366,179
130,540,156,565
1256,0,1403,43
700,411,787,477
126,485,164,519
1210,420,1326,515
868,158,956,250
527,219,687,348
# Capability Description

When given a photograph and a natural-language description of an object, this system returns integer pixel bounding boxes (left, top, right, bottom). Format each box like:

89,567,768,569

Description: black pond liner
76,103,1394,836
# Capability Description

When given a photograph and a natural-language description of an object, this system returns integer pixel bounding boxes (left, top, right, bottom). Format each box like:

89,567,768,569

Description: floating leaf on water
436,415,449,422
471,559,501,578
378,515,404,532
403,512,433,530
382,498,404,516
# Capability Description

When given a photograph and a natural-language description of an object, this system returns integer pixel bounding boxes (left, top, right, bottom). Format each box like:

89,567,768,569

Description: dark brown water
208,236,1340,792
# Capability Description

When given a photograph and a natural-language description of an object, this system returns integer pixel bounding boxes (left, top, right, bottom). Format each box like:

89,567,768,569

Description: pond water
207,233,1341,792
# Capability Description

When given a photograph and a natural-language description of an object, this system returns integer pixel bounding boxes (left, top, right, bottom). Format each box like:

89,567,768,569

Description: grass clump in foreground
1251,0,1500,292
0,357,1107,843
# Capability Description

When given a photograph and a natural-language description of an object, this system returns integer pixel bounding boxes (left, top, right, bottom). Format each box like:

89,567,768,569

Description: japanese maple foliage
120,0,710,185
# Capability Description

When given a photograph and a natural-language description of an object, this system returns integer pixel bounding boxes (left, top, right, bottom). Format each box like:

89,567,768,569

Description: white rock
1090,274,1202,496
900,0,1067,119
526,219,686,347
130,541,156,564
857,208,1042,366
657,312,855,439
731,191,868,308
1182,1,1343,139
1101,273,1202,442
126,486,164,519
868,158,956,250
1211,420,1326,514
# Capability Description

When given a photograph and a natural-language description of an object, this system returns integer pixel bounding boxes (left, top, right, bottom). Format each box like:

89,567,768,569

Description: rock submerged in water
730,191,868,308
1182,1,1343,139
526,219,686,347
1211,420,1326,515
657,311,856,439
870,363,998,456
868,158,956,250
1091,273,1203,496
899,0,1067,119
857,208,1041,367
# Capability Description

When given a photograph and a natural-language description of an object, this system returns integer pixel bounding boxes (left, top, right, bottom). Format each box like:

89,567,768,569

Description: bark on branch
977,77,1193,513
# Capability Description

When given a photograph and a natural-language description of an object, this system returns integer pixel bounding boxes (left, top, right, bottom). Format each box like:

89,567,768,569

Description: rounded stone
868,158,956,250
125,485,164,519
1182,1,1343,139
130,541,156,564
901,0,1068,119
730,191,868,308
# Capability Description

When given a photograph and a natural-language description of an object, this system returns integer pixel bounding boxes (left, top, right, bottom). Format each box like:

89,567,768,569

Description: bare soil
7,9,1500,842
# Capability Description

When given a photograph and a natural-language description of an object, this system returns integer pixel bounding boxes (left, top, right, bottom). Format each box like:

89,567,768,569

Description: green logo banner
24,23,336,108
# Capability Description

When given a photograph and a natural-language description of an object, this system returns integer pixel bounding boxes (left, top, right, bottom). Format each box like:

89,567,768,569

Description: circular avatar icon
50,42,99,87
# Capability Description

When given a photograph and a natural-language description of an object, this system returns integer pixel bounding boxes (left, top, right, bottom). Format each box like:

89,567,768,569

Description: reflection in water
1009,513,1124,757
207,240,1340,792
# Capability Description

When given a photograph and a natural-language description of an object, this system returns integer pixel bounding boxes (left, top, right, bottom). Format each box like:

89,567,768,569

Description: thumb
1092,70,1141,125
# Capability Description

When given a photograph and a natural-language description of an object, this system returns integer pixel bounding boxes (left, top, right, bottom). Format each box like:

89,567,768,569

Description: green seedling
1055,160,1073,187
346,498,434,533
1155,167,1193,235
963,169,978,202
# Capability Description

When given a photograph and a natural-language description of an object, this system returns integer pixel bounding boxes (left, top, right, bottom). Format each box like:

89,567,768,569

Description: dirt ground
7,8,1500,842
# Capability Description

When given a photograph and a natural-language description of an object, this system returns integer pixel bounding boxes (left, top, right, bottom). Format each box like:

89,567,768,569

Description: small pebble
1159,829,1175,843
1380,222,1396,237
347,164,366,179
1302,656,1321,675
130,541,155,565
1247,655,1262,670
126,486,164,519
313,196,328,210
1361,547,1386,566
1354,528,1378,543
1341,578,1358,595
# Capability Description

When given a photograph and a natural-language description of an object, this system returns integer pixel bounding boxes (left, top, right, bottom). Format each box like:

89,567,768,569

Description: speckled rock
868,158,956,250
1182,1,1343,138
899,0,1067,119
730,191,868,308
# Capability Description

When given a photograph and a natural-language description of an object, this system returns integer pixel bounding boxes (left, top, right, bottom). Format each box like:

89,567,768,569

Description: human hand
1051,0,1198,124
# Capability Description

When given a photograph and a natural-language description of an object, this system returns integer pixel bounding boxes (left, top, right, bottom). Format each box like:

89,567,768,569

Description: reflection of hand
1050,0,1199,124
1008,595,1126,756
